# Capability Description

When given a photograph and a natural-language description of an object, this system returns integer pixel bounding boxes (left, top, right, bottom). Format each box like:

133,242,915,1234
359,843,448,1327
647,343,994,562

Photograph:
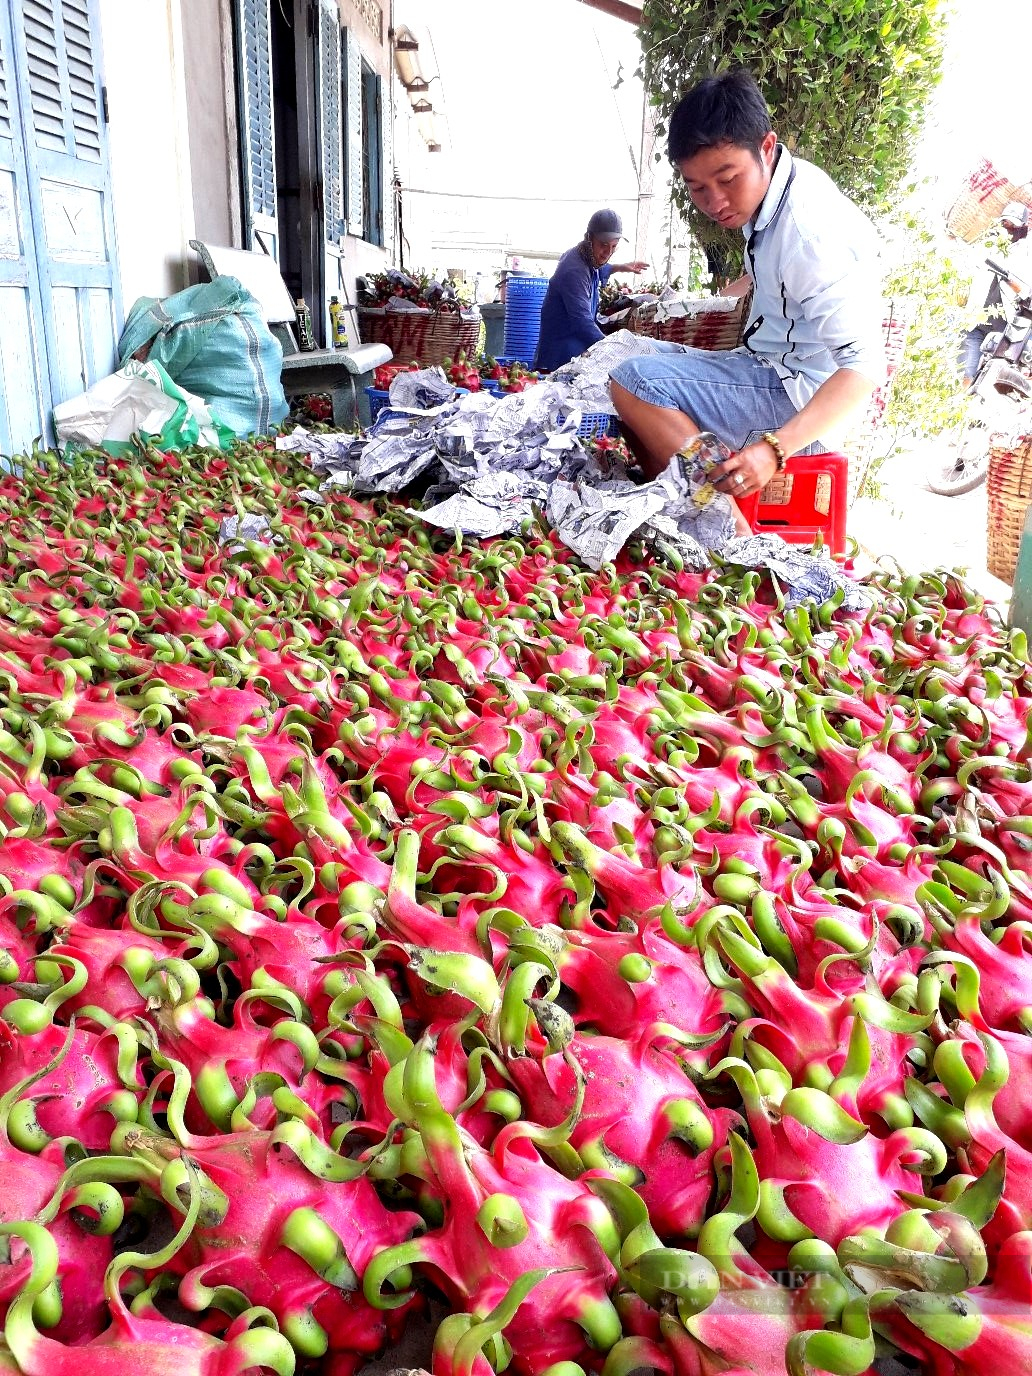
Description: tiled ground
850,436,1013,609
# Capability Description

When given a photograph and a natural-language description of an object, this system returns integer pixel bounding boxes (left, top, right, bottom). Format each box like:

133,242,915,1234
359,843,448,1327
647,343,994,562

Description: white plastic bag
53,360,232,453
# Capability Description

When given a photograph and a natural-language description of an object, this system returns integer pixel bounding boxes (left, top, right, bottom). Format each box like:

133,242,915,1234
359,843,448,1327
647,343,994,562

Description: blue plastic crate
574,411,620,439
365,385,469,424
503,279,547,362
505,274,549,299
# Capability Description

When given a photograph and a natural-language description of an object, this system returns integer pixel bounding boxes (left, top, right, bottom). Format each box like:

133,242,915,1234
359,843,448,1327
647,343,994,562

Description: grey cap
1001,201,1029,228
586,208,624,240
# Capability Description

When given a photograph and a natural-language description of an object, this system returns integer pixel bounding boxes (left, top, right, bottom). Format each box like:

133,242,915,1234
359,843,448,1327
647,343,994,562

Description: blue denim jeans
611,344,821,452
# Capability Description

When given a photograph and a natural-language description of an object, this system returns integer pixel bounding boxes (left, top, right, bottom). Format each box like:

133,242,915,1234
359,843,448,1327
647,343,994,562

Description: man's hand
613,261,649,274
710,439,779,498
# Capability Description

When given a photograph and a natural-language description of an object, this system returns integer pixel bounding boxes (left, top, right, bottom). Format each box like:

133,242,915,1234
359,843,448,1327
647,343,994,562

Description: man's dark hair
667,69,773,164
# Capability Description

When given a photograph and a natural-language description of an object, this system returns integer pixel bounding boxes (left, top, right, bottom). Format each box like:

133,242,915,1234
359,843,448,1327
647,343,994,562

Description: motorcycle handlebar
985,257,1032,301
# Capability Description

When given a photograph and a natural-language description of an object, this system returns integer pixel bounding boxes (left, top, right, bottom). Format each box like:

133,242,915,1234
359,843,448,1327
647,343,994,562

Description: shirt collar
746,143,793,236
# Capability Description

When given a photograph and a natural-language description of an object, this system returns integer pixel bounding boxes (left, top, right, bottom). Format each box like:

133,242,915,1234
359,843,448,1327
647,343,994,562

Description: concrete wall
338,0,395,299
99,0,395,327
181,0,242,252
98,0,198,309
98,0,242,311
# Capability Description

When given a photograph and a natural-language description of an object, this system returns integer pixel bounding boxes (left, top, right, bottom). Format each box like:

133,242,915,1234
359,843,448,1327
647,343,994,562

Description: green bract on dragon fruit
0,439,1028,1376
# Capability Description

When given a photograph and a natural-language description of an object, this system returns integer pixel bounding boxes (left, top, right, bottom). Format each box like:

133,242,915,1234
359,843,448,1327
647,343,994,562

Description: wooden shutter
318,0,343,244
382,73,394,254
0,2,49,456
0,13,13,142
22,0,102,160
235,0,277,253
4,0,119,444
343,26,362,237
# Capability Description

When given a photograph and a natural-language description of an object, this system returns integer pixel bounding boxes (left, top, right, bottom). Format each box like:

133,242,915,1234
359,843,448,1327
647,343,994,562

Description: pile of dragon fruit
0,439,1030,1376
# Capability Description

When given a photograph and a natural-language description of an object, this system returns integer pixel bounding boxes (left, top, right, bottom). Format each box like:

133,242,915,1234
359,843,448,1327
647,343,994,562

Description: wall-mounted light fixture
393,27,422,88
393,24,444,153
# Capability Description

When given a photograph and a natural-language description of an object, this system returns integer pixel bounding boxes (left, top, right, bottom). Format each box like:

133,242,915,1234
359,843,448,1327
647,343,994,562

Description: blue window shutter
235,0,277,248
5,0,119,445
360,66,382,248
0,14,14,140
318,0,343,244
60,0,102,159
382,73,394,254
343,27,362,237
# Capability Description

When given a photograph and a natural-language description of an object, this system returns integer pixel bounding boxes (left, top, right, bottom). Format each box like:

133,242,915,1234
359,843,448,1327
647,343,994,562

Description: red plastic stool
734,452,848,557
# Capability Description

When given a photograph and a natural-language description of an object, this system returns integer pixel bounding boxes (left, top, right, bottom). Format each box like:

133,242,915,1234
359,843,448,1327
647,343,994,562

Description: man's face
676,131,778,231
590,236,620,268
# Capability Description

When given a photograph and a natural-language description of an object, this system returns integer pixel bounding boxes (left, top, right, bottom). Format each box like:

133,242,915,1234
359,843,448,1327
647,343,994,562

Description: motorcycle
928,258,1032,496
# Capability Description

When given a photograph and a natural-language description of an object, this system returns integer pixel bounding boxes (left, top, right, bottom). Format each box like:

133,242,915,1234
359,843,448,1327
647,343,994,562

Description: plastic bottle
1010,501,1032,635
295,297,315,352
328,296,349,349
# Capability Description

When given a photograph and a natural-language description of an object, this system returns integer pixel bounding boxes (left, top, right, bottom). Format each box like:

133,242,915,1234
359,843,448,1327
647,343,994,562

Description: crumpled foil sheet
218,514,273,550
275,347,874,611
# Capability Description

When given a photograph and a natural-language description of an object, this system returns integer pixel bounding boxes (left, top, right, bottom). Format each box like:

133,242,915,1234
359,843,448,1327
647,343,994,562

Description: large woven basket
357,304,481,368
629,294,750,351
987,435,1032,583
945,158,1032,244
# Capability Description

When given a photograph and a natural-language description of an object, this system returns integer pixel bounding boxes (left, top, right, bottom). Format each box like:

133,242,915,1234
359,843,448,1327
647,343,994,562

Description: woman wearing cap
534,209,648,372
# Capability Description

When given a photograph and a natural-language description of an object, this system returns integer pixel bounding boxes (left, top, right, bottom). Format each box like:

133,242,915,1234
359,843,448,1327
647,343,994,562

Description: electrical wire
402,188,638,202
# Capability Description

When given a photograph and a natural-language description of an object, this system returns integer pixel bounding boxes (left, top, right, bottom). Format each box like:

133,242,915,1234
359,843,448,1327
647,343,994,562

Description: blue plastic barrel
503,274,549,365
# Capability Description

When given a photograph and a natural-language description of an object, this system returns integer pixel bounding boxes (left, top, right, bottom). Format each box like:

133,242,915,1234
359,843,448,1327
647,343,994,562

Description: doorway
268,0,323,341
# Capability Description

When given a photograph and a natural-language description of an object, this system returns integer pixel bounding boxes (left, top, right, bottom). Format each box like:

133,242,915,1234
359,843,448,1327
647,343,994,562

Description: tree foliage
639,0,948,272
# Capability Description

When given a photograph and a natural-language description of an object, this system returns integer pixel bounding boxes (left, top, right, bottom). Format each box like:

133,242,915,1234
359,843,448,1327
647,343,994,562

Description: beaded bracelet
762,431,787,471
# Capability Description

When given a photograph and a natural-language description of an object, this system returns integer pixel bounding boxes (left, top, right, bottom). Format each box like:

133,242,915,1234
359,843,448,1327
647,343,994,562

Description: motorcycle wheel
926,421,990,496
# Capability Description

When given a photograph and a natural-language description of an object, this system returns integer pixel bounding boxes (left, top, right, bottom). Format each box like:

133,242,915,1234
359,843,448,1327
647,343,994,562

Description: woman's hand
613,261,649,274
710,440,779,499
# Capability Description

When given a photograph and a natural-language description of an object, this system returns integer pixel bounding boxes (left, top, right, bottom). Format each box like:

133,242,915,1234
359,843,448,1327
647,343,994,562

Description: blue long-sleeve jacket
534,244,612,371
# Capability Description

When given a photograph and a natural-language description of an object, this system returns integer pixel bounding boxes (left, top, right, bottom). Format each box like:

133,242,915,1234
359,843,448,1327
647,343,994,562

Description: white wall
98,0,197,310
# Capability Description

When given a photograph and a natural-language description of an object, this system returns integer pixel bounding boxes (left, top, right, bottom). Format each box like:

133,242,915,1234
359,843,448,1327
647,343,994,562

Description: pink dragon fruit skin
712,926,920,1124
46,922,204,1022
0,1141,112,1344
555,923,735,1052
386,1131,620,1373
144,998,320,1134
884,1231,1032,1376
1,1218,296,1376
507,1029,734,1239
944,913,1032,1033
127,1123,421,1367
760,1111,917,1247
0,1019,141,1148
364,1037,621,1372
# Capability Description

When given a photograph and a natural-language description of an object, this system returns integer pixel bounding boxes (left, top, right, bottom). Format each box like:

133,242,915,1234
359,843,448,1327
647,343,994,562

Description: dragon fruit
362,1034,622,1369
507,1028,734,1239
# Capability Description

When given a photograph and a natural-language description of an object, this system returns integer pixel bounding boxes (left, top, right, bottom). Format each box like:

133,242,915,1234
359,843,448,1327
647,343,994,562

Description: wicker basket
945,158,1032,244
629,294,750,351
987,435,1032,584
357,304,482,368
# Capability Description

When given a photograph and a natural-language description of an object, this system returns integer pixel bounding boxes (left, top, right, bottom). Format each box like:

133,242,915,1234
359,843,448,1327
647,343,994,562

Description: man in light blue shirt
535,209,648,372
610,70,885,509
